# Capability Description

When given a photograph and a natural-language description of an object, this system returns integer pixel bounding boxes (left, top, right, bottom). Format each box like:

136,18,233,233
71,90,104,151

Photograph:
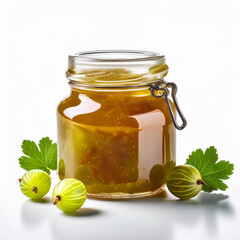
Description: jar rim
69,50,165,64
67,50,168,89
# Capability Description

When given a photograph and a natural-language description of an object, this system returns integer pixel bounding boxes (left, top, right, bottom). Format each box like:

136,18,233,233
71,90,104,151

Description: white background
0,0,240,240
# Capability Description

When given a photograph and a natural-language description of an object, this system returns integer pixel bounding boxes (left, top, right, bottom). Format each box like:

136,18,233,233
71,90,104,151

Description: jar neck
69,84,154,98
68,78,165,93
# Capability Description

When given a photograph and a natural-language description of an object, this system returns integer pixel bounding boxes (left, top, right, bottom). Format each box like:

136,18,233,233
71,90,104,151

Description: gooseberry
52,178,87,213
149,164,165,187
58,158,65,180
166,165,204,200
20,170,51,200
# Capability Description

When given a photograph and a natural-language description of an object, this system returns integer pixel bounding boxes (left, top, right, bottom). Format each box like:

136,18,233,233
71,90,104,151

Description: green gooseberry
52,178,87,213
166,165,204,200
20,170,51,200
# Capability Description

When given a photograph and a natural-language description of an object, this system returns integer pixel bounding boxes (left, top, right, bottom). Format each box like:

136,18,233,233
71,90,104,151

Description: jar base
87,186,165,200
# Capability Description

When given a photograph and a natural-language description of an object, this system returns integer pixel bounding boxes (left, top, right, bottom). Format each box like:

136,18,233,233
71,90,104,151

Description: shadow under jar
57,50,187,199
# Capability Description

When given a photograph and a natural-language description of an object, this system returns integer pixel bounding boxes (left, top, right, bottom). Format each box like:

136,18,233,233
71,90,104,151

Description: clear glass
57,50,176,199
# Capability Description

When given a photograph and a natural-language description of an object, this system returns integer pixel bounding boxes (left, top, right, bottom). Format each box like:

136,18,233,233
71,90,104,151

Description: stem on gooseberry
32,186,38,193
53,195,61,205
197,179,205,185
18,179,22,183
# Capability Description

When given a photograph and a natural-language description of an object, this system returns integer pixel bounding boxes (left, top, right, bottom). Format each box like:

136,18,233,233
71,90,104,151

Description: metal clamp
149,81,187,130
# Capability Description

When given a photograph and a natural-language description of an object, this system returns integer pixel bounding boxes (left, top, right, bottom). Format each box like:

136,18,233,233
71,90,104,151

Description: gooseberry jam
57,50,186,199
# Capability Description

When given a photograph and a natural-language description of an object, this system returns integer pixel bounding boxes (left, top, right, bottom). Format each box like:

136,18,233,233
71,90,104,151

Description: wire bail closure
149,81,187,130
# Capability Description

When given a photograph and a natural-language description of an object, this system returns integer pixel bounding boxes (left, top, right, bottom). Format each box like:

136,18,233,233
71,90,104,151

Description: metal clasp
149,81,187,130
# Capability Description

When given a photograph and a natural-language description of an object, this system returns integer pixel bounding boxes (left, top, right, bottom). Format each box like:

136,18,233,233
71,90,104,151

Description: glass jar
57,50,187,199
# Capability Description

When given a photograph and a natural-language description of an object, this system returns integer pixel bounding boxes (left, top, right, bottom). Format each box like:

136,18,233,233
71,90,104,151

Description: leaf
186,146,234,192
19,156,50,174
19,137,57,174
21,140,42,162
38,137,57,170
39,137,53,163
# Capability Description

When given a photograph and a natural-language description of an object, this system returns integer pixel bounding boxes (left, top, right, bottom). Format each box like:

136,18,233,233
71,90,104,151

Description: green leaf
21,140,42,162
19,156,50,174
39,137,53,163
38,137,57,170
19,137,57,174
186,146,234,192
